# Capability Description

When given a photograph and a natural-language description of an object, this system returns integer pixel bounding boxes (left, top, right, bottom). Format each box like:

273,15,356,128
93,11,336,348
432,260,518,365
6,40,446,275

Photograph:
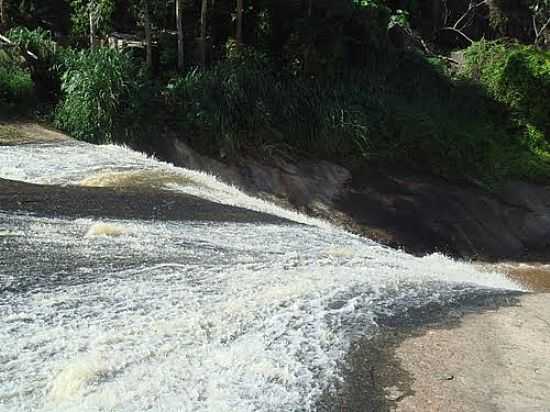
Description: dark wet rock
161,139,351,212
434,374,455,381
0,178,293,225
339,170,550,260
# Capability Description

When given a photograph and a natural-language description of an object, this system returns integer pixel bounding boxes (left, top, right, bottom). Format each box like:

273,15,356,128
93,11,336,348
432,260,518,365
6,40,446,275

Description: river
0,140,522,411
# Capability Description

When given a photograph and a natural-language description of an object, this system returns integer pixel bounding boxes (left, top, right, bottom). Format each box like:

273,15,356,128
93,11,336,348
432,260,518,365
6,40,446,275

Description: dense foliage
54,48,141,143
0,51,33,108
167,50,550,181
6,26,63,98
463,40,550,139
0,0,549,183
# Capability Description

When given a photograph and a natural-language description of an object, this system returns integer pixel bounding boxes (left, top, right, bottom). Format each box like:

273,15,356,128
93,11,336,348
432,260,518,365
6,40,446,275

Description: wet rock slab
317,292,525,412
158,136,550,261
0,178,293,224
395,293,550,412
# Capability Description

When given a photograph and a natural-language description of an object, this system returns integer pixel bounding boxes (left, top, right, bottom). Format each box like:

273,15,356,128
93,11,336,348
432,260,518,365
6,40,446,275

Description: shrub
462,40,550,139
166,50,550,183
7,27,63,99
54,48,141,143
7,27,58,61
0,51,33,108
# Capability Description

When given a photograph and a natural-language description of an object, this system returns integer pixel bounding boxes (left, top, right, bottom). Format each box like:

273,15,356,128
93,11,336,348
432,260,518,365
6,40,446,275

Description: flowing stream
0,140,521,411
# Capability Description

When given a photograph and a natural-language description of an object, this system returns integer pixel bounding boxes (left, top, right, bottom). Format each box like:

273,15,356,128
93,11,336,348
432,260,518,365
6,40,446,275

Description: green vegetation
167,50,550,182
7,26,63,99
0,50,33,109
0,0,549,184
54,48,143,143
463,41,550,139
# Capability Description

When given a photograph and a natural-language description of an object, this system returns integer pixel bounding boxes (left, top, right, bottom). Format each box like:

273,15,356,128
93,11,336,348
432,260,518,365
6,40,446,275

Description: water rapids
0,141,521,411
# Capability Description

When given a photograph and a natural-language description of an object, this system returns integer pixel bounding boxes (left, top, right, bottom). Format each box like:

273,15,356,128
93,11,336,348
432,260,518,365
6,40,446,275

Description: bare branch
0,33,38,59
439,27,475,44
454,0,487,30
533,14,540,39
437,0,487,45
442,0,450,27
535,16,550,44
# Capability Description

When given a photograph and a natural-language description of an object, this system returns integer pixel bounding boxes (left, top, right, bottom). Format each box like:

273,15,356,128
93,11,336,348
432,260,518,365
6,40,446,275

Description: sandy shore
395,293,550,412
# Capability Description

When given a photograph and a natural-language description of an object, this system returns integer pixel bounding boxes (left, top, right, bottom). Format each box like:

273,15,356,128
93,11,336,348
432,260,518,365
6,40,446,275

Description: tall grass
0,50,33,110
48,43,550,183
54,48,141,143
462,40,550,140
166,51,550,182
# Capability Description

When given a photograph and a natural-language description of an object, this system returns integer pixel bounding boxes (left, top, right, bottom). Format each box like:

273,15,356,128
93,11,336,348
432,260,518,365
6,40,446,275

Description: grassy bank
2,28,549,185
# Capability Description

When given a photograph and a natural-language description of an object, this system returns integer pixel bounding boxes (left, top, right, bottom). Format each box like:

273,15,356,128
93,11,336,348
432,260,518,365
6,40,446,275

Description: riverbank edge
317,291,534,411
4,119,550,262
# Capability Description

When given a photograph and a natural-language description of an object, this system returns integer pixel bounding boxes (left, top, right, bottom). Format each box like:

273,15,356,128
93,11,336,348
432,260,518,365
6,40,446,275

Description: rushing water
0,141,521,411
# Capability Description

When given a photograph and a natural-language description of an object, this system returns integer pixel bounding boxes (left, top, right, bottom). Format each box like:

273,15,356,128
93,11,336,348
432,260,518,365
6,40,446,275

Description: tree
143,0,152,68
176,0,184,70
200,0,207,66
89,1,97,48
236,0,243,44
0,0,8,30
530,0,550,46
70,0,115,48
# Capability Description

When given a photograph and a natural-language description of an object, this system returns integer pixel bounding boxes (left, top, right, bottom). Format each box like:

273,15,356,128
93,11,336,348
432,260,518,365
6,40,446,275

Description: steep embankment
155,136,550,261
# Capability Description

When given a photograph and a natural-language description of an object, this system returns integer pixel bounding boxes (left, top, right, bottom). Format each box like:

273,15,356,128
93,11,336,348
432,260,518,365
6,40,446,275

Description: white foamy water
0,142,330,228
0,140,522,411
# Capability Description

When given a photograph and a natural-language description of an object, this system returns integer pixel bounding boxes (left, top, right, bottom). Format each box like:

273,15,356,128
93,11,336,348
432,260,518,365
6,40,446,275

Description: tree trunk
144,0,153,69
236,0,243,44
304,0,313,74
200,0,208,66
432,0,441,33
0,0,8,31
176,0,184,70
89,3,97,49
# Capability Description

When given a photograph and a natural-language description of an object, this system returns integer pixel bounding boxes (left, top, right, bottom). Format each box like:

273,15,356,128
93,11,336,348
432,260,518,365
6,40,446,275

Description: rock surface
0,121,68,145
0,178,292,224
4,122,550,260
395,293,550,412
159,137,550,260
338,171,550,259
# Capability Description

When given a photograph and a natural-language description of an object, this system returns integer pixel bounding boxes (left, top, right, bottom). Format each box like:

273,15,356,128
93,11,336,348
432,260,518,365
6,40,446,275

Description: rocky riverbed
2,121,550,411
